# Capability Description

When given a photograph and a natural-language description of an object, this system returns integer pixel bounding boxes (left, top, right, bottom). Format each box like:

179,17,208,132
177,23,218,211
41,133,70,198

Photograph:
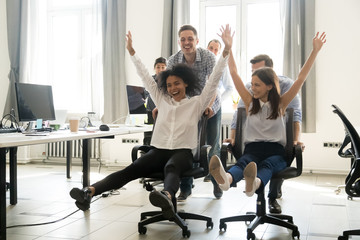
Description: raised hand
126,31,135,56
218,24,234,53
313,32,326,52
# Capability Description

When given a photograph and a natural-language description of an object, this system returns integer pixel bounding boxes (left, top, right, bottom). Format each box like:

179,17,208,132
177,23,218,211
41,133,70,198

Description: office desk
0,125,152,240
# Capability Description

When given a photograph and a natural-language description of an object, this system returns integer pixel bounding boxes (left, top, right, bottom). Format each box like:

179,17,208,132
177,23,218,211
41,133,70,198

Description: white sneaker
209,156,230,191
243,162,258,197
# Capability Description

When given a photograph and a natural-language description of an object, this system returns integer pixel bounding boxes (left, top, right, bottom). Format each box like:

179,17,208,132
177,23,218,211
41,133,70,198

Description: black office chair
219,108,302,240
332,104,360,240
131,115,213,238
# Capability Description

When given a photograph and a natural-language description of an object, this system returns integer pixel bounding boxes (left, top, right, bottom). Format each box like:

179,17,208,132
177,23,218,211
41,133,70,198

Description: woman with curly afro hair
69,25,234,219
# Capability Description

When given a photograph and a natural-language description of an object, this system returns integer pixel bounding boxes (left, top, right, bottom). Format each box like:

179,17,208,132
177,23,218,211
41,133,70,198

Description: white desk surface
0,124,153,148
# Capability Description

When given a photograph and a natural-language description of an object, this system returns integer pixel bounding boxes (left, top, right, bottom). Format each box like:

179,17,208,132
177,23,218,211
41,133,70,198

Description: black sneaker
213,183,223,199
70,187,92,211
177,191,191,202
75,201,90,211
149,190,175,219
268,198,282,214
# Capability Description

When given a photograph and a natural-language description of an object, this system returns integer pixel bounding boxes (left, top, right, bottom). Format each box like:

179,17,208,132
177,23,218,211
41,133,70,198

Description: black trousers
92,147,193,199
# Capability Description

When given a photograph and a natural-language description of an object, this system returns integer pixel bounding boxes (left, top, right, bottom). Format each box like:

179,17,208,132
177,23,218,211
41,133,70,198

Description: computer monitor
125,84,149,125
15,83,56,123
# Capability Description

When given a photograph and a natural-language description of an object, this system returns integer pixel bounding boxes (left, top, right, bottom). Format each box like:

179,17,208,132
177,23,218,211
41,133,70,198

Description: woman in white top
69,25,234,217
210,32,326,197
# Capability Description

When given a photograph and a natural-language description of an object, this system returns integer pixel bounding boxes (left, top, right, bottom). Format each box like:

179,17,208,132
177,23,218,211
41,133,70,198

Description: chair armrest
200,144,211,175
220,142,232,168
131,145,152,162
294,145,303,176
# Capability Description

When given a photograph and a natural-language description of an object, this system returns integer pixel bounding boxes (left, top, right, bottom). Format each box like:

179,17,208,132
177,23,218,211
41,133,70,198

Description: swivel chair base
137,181,213,238
219,191,300,240
139,210,213,238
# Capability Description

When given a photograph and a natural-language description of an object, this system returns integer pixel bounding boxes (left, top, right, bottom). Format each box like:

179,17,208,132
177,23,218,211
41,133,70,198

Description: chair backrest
192,114,209,160
232,107,295,166
332,104,360,159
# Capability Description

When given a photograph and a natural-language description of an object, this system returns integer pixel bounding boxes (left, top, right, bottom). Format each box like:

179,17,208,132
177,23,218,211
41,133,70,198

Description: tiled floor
5,163,360,240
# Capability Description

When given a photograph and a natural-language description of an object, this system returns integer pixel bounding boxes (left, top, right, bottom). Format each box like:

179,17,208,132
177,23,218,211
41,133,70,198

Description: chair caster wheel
247,232,255,240
182,229,191,238
206,220,213,229
219,222,227,231
338,236,348,240
347,195,353,200
138,224,147,235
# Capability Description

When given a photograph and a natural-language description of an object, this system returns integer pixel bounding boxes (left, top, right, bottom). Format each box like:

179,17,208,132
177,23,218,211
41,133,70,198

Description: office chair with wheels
131,115,213,238
219,108,302,240
332,104,360,240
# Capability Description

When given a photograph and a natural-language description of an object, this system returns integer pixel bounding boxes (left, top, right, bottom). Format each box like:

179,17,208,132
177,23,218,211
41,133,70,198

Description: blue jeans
180,108,222,194
228,142,287,192
207,108,221,158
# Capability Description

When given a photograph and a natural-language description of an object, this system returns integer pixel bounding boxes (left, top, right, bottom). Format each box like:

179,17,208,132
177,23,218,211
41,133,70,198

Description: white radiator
46,139,101,160
220,122,231,142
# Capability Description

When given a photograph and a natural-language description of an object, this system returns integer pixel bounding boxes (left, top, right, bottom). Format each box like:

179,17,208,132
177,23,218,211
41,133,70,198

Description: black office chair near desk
131,115,213,238
332,104,360,240
219,108,302,240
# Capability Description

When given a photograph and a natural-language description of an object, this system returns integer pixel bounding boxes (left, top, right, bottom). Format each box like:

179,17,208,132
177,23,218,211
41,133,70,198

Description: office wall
300,0,360,173
0,0,10,115
125,0,164,86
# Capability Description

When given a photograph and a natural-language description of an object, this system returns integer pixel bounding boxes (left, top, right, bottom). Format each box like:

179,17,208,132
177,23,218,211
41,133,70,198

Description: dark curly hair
249,67,280,119
156,64,202,97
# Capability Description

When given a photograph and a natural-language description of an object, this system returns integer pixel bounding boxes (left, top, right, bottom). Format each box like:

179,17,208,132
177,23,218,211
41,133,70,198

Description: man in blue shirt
226,54,303,213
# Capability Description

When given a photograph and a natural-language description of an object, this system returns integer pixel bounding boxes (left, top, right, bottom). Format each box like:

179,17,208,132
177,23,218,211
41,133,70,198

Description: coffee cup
69,118,79,133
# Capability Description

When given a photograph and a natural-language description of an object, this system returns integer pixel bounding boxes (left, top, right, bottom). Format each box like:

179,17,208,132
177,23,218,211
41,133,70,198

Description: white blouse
130,53,228,150
244,101,286,147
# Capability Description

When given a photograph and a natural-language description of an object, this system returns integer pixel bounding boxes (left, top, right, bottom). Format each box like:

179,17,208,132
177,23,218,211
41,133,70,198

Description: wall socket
323,142,342,148
122,138,139,144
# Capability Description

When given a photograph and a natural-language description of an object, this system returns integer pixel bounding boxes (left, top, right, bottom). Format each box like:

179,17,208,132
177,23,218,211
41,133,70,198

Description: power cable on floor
6,190,117,229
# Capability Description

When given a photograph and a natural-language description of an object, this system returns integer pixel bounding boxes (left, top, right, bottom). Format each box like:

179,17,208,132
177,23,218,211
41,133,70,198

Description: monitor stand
23,121,52,133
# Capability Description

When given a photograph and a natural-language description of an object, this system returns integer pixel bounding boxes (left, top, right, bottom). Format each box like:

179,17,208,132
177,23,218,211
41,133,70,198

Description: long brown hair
249,67,280,119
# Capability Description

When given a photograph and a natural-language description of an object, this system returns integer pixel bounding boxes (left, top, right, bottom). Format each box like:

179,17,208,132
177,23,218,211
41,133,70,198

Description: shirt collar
179,48,202,64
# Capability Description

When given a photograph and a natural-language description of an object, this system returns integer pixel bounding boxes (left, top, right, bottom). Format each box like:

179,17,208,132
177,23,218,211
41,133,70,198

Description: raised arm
126,31,136,56
218,24,233,58
228,48,252,107
125,31,162,105
281,32,326,110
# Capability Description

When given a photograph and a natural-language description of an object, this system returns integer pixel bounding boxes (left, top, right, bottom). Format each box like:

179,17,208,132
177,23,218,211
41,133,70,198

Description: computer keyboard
0,128,18,134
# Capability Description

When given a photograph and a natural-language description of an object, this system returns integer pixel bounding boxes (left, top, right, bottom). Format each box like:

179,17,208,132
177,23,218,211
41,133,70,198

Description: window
28,0,103,114
191,0,282,112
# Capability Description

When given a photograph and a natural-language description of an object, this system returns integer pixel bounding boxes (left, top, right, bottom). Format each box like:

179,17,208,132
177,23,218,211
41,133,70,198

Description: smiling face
179,30,199,55
251,75,273,102
166,75,188,102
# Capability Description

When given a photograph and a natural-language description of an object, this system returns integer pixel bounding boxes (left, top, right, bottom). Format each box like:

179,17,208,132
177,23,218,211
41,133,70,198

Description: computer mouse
99,124,110,131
